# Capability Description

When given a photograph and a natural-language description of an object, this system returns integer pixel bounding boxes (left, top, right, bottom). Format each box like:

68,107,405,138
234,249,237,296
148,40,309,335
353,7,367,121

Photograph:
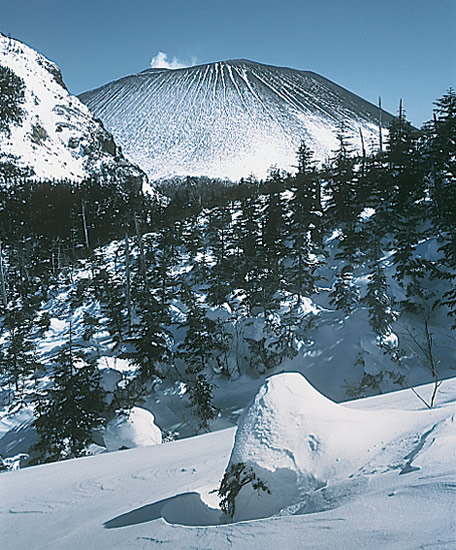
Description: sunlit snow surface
80,60,392,181
1,377,455,550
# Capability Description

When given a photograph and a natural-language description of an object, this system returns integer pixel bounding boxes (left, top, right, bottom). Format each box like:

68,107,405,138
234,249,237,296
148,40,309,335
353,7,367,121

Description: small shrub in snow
218,462,271,518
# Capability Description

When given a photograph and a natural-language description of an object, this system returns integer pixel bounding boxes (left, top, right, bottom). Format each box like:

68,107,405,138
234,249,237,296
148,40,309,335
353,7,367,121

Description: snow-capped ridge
0,32,146,186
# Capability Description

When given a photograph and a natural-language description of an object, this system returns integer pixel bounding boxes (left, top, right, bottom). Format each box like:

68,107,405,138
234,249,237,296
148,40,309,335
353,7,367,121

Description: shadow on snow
104,492,223,528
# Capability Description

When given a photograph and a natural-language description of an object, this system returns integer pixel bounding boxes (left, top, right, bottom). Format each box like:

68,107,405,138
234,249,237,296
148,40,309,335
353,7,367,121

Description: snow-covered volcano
0,33,145,185
79,59,393,181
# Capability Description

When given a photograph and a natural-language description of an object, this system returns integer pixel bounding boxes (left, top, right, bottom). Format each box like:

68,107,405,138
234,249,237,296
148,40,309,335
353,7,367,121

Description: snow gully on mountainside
79,59,393,181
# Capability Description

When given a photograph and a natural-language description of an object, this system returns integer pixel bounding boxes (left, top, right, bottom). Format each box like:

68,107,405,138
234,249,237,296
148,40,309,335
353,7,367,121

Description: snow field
1,377,455,549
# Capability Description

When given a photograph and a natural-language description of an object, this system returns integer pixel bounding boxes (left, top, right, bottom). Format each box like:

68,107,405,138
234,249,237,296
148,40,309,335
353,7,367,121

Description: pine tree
425,89,456,325
287,141,322,302
177,284,217,375
235,194,263,314
206,204,234,305
326,128,359,225
364,261,397,337
259,170,288,315
186,373,219,432
129,290,173,380
32,339,106,463
0,65,25,136
329,264,359,314
0,303,42,406
386,102,427,296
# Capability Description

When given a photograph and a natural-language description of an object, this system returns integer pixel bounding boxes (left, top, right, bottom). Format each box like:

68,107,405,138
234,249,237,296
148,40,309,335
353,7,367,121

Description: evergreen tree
32,339,106,463
326,128,359,225
0,65,25,136
235,194,263,314
206,204,234,305
287,141,322,302
329,264,359,314
129,290,173,380
177,284,217,375
0,303,42,406
425,89,456,325
364,261,397,337
259,170,288,315
186,373,219,432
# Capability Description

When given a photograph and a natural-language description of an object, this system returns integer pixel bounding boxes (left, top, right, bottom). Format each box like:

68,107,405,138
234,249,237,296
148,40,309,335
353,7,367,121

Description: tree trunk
0,240,7,308
81,200,90,250
134,213,146,286
124,234,132,334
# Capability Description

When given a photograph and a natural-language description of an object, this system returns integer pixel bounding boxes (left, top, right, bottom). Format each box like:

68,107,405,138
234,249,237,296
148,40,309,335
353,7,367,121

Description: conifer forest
0,86,455,465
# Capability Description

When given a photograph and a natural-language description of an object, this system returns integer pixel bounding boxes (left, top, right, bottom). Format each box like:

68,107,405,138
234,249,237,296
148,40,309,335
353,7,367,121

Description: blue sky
1,0,454,126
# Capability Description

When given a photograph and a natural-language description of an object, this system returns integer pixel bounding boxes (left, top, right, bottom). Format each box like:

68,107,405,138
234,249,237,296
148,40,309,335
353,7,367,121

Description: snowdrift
224,372,448,521
1,379,455,549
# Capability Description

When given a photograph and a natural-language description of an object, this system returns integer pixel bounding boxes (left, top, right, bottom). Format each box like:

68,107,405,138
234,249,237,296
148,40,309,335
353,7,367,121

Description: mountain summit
79,59,393,181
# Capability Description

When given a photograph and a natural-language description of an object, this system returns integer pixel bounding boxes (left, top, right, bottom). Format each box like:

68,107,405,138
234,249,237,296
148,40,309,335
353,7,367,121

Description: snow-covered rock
0,33,146,186
103,407,162,451
224,372,433,521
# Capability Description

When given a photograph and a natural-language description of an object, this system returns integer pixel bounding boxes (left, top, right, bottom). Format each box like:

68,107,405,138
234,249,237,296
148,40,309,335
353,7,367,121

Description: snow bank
103,407,162,451
224,372,424,521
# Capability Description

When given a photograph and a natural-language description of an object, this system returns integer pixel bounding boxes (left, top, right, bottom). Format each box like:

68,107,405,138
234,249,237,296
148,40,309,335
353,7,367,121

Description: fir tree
177,284,217,375
0,65,25,136
326,128,359,225
287,141,322,302
364,261,397,337
32,339,106,463
329,264,359,314
0,303,42,406
186,373,219,431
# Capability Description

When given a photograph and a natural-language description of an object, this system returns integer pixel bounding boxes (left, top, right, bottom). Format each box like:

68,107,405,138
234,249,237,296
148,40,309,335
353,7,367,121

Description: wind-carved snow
0,33,145,184
224,372,454,522
80,59,392,181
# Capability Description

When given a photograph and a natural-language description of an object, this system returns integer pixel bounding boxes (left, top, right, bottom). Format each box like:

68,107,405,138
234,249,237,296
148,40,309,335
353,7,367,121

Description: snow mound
103,407,162,451
225,372,423,521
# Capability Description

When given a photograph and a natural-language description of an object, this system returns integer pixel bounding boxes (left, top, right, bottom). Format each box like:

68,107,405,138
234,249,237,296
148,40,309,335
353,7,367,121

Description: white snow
1,378,455,549
224,372,453,521
103,407,162,451
97,356,136,374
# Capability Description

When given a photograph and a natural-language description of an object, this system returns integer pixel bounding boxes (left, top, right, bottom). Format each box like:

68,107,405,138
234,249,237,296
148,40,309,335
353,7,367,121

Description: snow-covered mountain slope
79,59,394,181
0,33,145,185
1,377,455,550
